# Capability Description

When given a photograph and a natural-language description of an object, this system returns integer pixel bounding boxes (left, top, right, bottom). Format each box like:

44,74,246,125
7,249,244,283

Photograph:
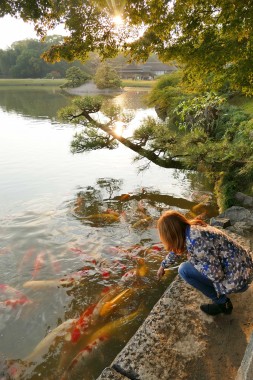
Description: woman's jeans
178,261,248,304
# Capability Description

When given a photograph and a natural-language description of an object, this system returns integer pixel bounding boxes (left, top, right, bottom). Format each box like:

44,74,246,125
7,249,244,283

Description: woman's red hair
157,210,206,253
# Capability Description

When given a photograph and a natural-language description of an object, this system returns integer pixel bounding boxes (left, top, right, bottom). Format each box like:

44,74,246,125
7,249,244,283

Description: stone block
210,217,231,228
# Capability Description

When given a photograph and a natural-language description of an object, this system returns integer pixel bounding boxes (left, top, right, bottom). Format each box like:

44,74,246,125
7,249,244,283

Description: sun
112,15,124,26
113,121,124,136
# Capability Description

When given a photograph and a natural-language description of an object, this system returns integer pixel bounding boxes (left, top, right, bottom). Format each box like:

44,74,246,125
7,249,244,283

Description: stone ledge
97,233,253,380
236,332,253,380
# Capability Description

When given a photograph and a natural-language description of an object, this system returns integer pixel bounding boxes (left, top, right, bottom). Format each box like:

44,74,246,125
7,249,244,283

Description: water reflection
0,87,71,119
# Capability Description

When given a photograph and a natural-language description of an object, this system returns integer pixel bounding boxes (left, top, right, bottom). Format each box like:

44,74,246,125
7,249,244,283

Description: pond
0,86,218,380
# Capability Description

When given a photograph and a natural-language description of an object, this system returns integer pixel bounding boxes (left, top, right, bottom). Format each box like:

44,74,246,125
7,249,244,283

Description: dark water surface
0,86,218,379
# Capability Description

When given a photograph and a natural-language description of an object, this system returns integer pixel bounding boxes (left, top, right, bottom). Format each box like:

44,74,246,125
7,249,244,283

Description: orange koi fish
136,258,148,277
99,288,132,317
119,193,131,201
32,251,46,279
105,208,120,217
0,284,32,308
86,213,120,223
131,216,152,229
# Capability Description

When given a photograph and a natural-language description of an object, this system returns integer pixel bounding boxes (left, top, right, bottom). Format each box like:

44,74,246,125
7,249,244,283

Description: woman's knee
178,261,191,280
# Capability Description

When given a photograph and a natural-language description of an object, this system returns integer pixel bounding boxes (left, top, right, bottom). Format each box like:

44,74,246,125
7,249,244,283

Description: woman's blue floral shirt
161,225,253,295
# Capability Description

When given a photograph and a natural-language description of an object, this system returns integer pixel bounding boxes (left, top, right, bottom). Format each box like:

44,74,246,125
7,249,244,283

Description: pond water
0,86,218,380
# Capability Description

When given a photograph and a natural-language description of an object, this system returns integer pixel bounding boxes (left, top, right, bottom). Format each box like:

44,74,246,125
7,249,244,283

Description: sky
0,15,66,50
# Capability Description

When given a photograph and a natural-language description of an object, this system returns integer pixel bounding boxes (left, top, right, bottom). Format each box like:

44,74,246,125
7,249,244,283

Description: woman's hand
157,266,165,280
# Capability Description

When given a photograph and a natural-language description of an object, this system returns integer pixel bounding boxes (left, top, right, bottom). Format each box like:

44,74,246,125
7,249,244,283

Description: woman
157,210,253,316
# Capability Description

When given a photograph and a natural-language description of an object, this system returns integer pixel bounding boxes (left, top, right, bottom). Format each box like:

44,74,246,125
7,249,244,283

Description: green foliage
174,93,227,136
0,37,100,79
94,64,122,89
64,66,89,88
148,71,189,120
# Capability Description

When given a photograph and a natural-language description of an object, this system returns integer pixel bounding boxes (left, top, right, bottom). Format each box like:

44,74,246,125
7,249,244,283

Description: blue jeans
178,261,229,304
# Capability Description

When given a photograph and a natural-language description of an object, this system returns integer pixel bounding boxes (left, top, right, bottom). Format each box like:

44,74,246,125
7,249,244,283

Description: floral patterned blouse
161,225,253,295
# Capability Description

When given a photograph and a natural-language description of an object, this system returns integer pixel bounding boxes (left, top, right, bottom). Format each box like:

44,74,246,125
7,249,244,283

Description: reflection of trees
96,178,123,199
0,89,70,119
72,179,218,224
72,179,123,217
74,186,103,216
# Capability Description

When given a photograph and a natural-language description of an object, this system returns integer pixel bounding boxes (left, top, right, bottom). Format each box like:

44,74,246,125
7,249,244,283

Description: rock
210,217,231,228
235,192,253,208
219,206,251,224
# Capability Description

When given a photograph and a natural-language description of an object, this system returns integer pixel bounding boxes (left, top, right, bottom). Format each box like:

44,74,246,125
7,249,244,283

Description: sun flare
114,121,124,136
112,15,124,26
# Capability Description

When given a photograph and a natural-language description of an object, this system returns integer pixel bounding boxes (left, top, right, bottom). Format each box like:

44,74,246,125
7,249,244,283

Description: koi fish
131,216,152,229
24,318,77,363
120,258,148,283
105,208,120,217
61,335,108,380
87,304,143,344
32,251,46,279
0,284,32,309
119,193,131,201
136,258,149,277
67,303,97,344
86,213,120,223
58,302,103,371
59,305,143,377
23,266,93,289
99,288,132,317
23,278,75,289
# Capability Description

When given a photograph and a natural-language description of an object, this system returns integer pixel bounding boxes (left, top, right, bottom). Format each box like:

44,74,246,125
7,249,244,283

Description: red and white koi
67,303,97,344
0,284,32,309
60,306,143,379
61,335,108,380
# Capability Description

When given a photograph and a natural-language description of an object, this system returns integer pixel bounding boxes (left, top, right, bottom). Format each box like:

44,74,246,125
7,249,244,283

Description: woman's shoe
200,299,233,316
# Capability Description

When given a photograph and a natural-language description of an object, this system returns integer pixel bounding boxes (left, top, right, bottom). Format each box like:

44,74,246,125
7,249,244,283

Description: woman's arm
157,251,178,280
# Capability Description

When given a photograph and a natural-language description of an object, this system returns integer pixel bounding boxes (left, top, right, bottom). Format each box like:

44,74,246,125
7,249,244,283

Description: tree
0,36,98,78
57,95,184,170
1,0,253,94
94,63,122,89
58,93,253,210
64,66,89,87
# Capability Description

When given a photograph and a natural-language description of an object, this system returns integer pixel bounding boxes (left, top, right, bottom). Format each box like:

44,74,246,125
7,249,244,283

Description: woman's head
157,210,206,253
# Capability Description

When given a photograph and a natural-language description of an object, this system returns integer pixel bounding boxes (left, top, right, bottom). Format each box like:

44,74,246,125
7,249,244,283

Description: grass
229,94,253,117
0,78,66,86
0,78,156,90
121,79,156,88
